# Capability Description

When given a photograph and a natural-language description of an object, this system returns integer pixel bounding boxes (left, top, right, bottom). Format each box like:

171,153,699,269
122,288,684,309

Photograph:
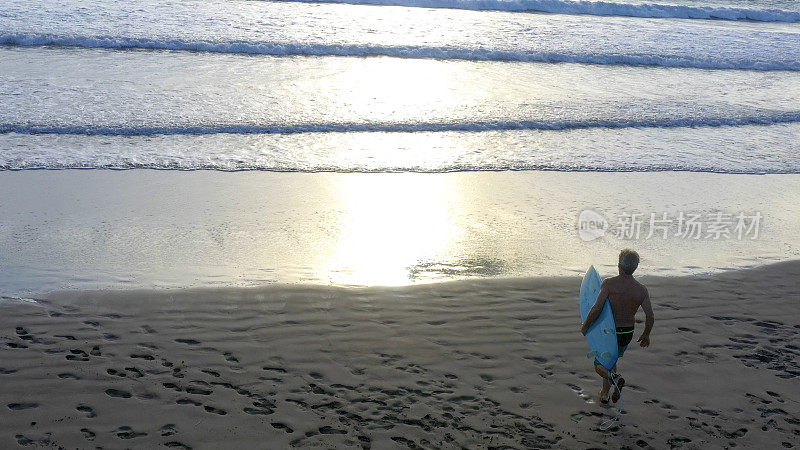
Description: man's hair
618,249,640,275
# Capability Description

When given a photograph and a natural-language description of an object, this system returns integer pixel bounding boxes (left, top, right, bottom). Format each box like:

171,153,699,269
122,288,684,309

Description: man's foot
610,375,625,403
599,391,610,404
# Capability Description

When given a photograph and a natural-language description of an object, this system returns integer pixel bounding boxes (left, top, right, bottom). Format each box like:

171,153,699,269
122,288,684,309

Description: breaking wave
271,0,800,22
3,113,800,136
2,33,799,70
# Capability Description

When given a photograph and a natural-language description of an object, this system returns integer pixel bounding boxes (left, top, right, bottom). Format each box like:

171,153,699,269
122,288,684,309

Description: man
581,249,654,403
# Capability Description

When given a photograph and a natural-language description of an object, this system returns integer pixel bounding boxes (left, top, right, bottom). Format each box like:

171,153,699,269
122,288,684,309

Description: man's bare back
600,274,651,328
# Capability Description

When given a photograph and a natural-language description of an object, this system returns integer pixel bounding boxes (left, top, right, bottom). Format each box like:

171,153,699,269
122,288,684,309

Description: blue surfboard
580,266,618,370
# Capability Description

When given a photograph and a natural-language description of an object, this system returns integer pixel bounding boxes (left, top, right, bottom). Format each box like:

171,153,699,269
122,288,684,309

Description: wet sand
1,261,799,448
2,170,799,295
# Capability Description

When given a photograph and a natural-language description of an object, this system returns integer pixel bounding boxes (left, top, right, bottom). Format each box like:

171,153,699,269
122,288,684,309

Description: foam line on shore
3,112,800,136
270,0,800,23
2,33,799,71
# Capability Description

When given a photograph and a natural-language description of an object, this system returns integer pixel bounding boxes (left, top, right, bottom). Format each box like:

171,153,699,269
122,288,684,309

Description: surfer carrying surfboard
581,249,654,404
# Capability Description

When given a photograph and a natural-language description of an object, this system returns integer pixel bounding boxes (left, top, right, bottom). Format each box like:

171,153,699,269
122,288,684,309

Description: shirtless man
581,249,654,403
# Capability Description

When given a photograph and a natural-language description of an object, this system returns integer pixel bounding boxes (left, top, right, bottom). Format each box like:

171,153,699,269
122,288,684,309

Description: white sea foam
271,0,800,22
2,33,799,71
3,112,800,135
2,122,800,174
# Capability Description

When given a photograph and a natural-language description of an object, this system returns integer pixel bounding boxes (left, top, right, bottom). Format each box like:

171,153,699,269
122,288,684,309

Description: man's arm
637,287,654,347
581,282,609,336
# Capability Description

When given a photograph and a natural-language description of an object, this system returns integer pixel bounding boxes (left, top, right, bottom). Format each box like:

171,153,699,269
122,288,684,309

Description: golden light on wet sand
321,174,465,286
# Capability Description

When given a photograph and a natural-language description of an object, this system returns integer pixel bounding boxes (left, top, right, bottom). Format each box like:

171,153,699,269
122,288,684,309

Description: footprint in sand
203,405,227,415
186,386,212,396
8,403,39,410
163,382,182,392
766,391,785,402
567,384,594,404
721,427,748,439
76,405,96,418
667,437,692,448
105,389,132,399
523,355,548,364
271,423,293,433
66,349,90,361
15,328,51,344
80,428,96,441
54,334,77,341
107,368,127,378
244,406,274,415
116,426,147,439
392,436,418,447
570,410,604,423
126,367,145,378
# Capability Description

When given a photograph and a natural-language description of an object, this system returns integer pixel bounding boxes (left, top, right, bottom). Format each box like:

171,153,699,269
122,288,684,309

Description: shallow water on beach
0,171,797,296
1,0,799,295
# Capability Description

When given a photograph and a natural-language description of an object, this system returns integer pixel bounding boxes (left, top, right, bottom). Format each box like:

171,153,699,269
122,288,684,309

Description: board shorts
616,326,635,358
592,326,635,367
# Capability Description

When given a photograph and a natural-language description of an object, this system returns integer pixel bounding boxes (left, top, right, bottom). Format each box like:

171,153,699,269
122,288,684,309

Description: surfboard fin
600,352,611,359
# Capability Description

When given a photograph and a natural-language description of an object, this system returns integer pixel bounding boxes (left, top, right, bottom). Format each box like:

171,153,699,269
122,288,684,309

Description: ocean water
1,0,800,295
0,0,799,173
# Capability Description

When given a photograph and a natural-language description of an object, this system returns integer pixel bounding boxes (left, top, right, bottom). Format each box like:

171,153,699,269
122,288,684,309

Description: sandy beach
2,261,798,448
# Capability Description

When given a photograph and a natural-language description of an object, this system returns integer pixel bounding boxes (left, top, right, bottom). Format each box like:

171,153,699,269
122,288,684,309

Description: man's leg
594,363,614,380
595,364,611,402
610,363,625,403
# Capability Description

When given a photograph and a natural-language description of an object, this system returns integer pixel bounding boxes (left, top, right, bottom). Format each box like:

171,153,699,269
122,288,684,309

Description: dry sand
1,261,799,449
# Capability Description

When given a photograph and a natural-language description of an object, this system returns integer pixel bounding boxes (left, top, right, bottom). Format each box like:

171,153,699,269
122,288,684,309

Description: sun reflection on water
320,174,465,286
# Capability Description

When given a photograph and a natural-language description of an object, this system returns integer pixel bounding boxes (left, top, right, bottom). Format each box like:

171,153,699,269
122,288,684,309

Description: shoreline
4,257,793,299
2,261,799,448
1,170,798,296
